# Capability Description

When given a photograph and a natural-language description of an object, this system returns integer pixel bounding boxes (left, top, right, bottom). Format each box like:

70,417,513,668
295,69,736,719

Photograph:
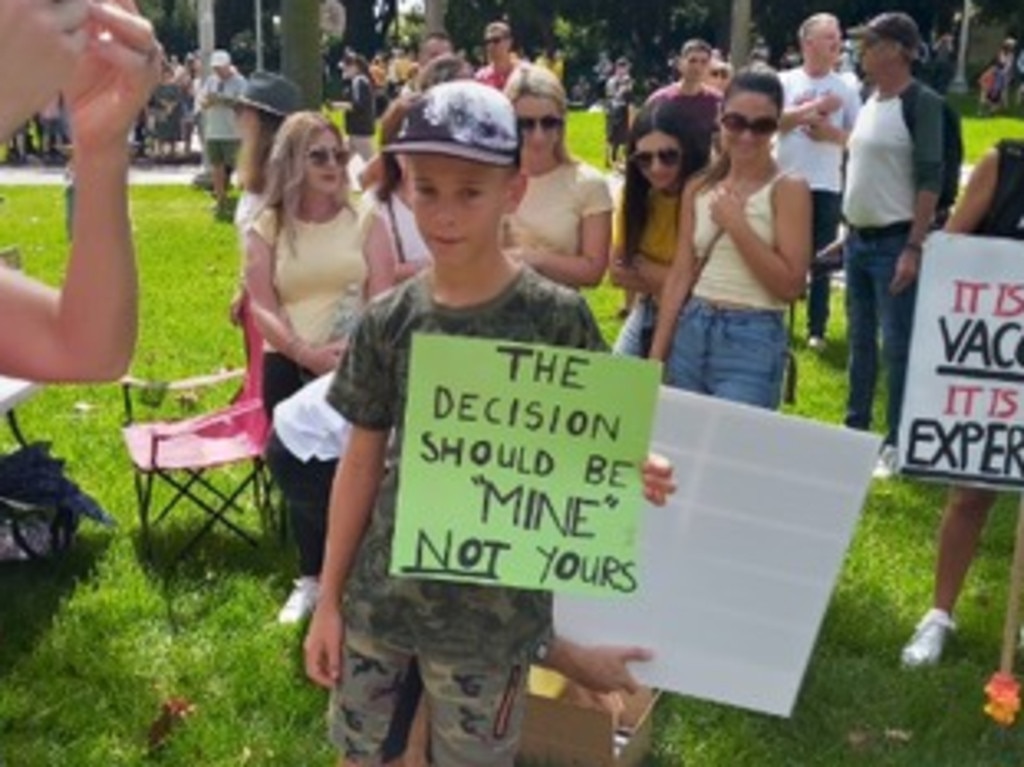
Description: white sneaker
873,445,900,480
808,335,826,351
901,609,955,668
277,577,320,624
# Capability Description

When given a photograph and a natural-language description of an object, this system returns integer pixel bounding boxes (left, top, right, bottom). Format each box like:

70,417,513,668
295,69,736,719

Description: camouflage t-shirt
327,266,607,666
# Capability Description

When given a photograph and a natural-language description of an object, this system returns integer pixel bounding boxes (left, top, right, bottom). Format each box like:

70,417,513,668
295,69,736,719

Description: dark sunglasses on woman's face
517,115,564,133
631,148,682,170
719,112,779,136
307,147,347,167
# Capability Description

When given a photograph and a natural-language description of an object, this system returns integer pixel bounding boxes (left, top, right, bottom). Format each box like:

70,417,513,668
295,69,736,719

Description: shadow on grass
127,509,296,634
0,531,112,680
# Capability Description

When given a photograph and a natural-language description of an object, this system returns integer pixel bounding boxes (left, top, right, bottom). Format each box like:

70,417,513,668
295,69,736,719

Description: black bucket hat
234,71,301,117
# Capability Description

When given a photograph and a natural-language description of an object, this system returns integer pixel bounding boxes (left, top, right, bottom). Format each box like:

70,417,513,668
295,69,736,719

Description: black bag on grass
0,443,113,561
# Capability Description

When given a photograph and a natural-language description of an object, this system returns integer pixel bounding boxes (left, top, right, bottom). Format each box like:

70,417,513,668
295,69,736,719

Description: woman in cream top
609,98,711,357
505,64,613,288
648,68,811,409
245,112,381,418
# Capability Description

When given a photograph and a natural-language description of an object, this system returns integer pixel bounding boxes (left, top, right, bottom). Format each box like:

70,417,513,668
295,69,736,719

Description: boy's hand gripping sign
391,335,661,596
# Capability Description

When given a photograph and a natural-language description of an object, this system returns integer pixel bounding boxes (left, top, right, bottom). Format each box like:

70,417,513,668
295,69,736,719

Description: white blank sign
554,387,880,717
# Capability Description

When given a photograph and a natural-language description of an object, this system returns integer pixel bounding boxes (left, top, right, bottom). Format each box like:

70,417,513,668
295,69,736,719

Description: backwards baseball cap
210,49,232,68
384,80,520,166
851,12,921,55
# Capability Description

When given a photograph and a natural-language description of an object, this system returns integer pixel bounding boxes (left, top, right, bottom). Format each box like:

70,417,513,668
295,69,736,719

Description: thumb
622,646,654,664
326,636,341,683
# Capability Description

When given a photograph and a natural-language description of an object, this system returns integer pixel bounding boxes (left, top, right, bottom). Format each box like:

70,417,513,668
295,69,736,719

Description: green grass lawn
2,104,1024,765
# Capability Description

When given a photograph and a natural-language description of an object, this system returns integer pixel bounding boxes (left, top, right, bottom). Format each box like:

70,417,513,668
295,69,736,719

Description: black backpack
899,79,964,218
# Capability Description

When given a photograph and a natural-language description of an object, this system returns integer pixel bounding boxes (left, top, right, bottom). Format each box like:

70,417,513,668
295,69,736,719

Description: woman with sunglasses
648,68,811,408
504,64,613,288
245,112,372,420
610,99,710,357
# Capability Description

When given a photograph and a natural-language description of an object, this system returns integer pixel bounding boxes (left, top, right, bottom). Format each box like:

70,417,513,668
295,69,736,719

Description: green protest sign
390,334,661,596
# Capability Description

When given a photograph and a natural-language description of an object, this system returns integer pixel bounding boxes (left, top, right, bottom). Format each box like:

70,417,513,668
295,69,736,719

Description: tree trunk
729,0,752,66
424,0,448,35
281,0,322,109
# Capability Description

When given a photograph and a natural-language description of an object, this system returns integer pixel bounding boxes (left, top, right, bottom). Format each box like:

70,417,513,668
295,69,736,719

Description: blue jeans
807,191,842,338
843,230,918,446
614,296,658,357
666,297,787,409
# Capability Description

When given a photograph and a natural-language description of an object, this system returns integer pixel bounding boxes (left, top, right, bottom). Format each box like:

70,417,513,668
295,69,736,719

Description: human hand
0,0,91,140
559,643,653,694
805,120,841,144
64,0,163,154
708,186,746,232
641,453,675,506
889,249,920,295
303,603,345,689
609,259,645,292
816,92,843,115
300,340,345,375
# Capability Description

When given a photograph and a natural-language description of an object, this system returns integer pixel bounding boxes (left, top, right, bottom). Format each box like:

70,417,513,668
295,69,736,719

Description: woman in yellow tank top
648,68,811,409
610,98,711,357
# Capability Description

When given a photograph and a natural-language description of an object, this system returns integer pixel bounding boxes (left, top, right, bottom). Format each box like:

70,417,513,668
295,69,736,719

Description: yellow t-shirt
508,162,612,257
252,206,366,347
612,189,681,266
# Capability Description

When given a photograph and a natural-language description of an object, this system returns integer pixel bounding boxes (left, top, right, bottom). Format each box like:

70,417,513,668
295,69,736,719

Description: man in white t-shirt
199,50,246,216
843,13,944,478
777,13,861,351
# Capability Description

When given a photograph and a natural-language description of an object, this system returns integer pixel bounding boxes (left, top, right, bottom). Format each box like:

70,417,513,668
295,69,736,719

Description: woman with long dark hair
611,98,710,357
648,68,811,408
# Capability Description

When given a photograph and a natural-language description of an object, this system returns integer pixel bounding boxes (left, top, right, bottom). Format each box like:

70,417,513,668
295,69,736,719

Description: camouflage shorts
332,631,530,766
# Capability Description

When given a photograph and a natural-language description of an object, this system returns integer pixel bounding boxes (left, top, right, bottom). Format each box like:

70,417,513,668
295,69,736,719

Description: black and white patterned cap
385,80,520,166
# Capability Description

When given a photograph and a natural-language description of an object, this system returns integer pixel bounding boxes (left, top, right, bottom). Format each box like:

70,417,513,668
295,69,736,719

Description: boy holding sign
304,80,672,765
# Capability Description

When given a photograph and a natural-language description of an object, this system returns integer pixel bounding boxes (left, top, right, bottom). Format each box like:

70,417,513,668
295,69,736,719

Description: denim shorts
666,297,787,409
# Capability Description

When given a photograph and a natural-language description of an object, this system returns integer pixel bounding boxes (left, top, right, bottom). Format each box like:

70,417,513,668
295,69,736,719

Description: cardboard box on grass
518,667,659,767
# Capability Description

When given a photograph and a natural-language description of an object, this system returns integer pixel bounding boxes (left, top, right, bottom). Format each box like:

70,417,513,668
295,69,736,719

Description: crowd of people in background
5,5,1024,763
5,19,1020,173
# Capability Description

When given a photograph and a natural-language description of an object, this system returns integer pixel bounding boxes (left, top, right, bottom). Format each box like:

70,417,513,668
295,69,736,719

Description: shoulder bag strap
385,199,408,264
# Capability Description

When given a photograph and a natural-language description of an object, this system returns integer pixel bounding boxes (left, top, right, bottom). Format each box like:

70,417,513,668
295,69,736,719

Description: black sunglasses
307,147,347,167
631,148,682,170
720,112,778,136
517,115,564,133
484,35,507,45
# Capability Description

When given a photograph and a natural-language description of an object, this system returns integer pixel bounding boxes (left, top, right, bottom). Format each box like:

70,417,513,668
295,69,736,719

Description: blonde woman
505,64,613,288
245,112,377,418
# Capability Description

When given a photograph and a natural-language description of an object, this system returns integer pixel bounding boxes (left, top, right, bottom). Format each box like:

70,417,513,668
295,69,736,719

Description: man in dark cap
842,12,946,479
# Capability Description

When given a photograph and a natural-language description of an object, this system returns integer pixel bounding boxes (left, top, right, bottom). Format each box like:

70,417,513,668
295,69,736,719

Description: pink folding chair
121,299,274,560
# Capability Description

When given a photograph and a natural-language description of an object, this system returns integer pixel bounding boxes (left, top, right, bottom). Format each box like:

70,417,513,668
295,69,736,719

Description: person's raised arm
0,0,161,381
0,0,89,141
